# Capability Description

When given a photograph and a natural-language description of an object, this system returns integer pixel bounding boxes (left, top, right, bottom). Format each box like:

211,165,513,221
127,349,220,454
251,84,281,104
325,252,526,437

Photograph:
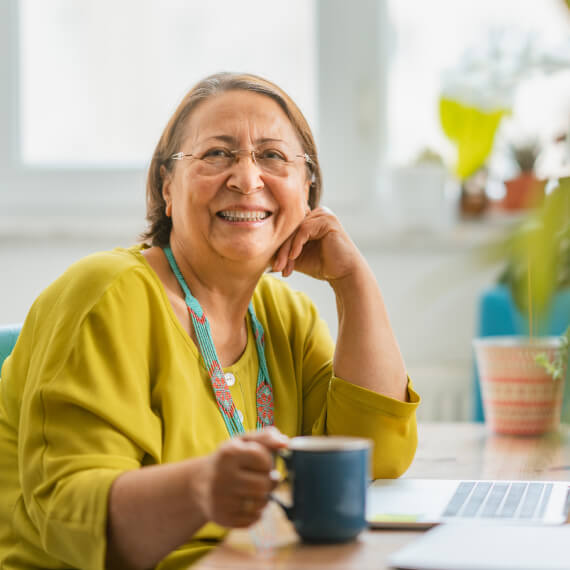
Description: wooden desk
195,422,570,569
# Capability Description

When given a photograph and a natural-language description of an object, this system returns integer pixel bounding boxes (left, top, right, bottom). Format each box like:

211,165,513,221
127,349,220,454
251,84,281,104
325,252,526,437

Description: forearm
330,257,408,401
106,457,210,569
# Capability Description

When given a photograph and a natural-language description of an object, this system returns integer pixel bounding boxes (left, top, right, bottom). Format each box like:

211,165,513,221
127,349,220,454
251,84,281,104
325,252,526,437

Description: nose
226,151,264,195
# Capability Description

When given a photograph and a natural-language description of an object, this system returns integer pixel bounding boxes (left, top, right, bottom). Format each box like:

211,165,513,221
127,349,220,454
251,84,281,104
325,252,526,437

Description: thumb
241,426,289,450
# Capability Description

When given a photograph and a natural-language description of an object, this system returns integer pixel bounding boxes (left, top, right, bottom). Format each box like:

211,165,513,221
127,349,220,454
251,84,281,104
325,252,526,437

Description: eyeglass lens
198,149,304,176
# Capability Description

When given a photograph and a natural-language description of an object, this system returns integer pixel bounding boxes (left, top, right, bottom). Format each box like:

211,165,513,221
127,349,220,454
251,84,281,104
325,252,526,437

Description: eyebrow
202,135,288,146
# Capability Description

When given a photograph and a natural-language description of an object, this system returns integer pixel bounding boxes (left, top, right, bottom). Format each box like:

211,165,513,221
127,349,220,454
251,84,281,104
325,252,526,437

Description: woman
0,73,419,569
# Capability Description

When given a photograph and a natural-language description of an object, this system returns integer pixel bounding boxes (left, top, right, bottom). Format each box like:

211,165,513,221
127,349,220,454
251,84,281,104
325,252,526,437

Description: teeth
219,210,270,222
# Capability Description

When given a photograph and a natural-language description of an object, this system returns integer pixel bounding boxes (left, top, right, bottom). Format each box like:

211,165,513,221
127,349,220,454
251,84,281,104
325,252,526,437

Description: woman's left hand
272,207,362,282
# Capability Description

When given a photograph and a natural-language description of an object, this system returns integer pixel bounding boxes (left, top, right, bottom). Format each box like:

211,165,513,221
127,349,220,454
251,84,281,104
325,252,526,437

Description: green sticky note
369,514,420,523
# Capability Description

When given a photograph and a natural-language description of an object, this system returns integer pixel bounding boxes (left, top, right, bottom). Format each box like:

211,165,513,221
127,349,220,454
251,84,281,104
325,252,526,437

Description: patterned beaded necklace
163,246,274,437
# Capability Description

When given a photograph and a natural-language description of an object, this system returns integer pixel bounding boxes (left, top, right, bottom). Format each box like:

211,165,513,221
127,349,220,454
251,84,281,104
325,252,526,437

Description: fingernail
269,469,282,482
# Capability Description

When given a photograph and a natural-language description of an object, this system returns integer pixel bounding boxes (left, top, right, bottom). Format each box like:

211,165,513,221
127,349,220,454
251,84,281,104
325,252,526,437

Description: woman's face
163,90,311,268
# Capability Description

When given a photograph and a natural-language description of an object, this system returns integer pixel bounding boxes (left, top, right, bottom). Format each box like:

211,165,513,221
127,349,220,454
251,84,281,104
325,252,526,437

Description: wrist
328,257,373,298
184,455,213,526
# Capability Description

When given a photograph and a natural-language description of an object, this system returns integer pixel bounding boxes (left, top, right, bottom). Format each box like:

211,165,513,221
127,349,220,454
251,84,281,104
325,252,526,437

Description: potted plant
473,333,568,435
502,138,546,211
473,176,570,435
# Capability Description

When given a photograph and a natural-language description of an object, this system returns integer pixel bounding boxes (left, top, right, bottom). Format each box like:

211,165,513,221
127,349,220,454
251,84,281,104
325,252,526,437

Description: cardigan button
224,373,236,386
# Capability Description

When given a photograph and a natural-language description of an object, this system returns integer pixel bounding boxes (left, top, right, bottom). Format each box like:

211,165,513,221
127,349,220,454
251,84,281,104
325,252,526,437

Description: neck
167,237,266,326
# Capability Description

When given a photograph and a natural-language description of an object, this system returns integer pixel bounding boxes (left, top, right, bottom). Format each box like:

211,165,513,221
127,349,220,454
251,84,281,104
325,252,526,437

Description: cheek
174,176,215,209
277,188,306,226
277,189,308,238
279,176,308,211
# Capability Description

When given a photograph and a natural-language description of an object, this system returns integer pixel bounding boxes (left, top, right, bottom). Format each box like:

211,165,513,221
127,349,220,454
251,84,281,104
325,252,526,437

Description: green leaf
439,97,509,180
534,326,570,381
502,178,570,319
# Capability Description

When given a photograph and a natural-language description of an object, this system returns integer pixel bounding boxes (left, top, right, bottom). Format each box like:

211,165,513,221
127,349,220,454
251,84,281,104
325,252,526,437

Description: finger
273,204,321,273
272,234,294,272
235,493,272,515
232,470,276,499
288,216,332,261
289,206,341,259
219,434,285,475
241,426,289,449
242,496,269,515
232,441,276,472
231,510,264,528
211,474,273,525
282,257,295,278
269,468,283,484
218,490,269,525
218,502,265,529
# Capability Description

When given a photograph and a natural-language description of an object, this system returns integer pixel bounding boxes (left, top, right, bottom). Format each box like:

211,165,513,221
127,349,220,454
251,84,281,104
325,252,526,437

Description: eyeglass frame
169,149,314,172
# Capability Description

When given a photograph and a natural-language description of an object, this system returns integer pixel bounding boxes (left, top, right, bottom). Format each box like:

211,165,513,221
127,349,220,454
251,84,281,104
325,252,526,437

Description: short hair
141,72,322,247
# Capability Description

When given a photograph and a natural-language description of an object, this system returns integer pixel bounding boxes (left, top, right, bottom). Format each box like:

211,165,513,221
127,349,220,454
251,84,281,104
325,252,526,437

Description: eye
201,147,233,159
258,149,287,161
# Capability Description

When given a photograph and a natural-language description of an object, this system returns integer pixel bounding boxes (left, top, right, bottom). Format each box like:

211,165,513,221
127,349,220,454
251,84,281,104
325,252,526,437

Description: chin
218,245,274,269
211,232,283,269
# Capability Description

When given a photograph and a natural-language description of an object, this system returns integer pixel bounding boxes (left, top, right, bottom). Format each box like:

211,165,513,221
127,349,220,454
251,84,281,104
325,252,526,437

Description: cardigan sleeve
318,376,420,478
19,269,161,570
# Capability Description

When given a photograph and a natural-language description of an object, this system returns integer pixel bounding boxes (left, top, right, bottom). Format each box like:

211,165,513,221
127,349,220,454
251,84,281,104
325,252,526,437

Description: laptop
388,524,570,570
366,478,570,529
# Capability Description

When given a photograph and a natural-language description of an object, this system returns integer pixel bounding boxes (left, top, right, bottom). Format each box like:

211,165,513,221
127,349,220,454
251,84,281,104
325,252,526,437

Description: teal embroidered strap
163,246,274,437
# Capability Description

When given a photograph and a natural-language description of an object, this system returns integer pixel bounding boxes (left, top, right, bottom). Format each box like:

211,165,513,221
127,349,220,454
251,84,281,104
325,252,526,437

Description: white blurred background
1,0,569,421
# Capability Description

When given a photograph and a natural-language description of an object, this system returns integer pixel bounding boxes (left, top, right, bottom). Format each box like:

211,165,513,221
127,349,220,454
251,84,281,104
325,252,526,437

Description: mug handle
269,493,294,520
269,448,294,521
272,447,291,482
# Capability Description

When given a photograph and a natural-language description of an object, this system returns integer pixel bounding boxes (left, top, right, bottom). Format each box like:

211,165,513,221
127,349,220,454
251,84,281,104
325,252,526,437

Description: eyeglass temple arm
171,152,190,160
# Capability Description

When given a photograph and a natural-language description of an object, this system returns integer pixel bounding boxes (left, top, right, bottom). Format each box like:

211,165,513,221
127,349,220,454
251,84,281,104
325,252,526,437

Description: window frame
0,0,158,237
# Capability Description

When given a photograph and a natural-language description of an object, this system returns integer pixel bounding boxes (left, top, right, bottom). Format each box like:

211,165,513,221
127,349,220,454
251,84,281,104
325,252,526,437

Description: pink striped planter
473,336,566,435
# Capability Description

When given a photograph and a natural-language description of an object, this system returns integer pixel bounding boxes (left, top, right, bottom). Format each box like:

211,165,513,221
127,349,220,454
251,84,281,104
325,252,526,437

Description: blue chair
0,324,22,372
473,285,570,421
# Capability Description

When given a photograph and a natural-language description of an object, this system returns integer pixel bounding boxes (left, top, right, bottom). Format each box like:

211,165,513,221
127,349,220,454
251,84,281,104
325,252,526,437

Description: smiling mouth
217,210,271,222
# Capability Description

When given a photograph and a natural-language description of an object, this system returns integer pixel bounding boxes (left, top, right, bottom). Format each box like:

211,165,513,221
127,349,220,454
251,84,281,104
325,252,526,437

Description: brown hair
141,72,322,247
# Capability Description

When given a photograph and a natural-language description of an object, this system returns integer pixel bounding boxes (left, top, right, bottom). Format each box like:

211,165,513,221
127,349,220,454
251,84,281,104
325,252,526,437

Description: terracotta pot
473,336,566,435
460,167,488,217
502,173,545,211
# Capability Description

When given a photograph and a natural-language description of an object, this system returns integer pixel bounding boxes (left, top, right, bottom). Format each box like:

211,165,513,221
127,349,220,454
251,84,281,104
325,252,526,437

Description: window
19,0,316,167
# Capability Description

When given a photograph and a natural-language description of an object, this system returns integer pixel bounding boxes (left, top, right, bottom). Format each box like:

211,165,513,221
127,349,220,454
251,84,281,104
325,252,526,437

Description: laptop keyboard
442,481,553,520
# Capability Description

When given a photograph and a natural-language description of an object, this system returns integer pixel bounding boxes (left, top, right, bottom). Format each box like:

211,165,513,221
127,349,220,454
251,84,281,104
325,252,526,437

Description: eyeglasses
170,147,313,177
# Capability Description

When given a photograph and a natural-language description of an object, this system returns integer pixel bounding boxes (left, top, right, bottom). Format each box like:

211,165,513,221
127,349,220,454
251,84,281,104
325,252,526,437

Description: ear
160,165,173,217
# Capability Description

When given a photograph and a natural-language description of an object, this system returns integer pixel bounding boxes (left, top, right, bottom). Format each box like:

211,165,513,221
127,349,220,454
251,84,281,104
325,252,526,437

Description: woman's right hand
106,427,289,569
196,427,289,528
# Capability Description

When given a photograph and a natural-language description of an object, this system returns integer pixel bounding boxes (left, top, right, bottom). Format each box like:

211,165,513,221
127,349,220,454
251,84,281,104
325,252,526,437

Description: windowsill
335,204,521,252
0,203,522,253
0,213,146,243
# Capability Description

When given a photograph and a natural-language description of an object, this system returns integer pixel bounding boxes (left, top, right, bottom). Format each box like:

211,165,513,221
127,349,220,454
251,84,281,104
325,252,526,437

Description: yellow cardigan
0,246,419,569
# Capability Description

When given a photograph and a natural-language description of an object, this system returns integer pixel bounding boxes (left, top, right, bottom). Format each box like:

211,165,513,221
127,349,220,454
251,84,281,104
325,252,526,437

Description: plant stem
527,258,533,339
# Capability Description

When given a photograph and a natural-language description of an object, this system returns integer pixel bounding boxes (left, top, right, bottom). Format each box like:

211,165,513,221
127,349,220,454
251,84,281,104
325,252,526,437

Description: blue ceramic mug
273,436,372,543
